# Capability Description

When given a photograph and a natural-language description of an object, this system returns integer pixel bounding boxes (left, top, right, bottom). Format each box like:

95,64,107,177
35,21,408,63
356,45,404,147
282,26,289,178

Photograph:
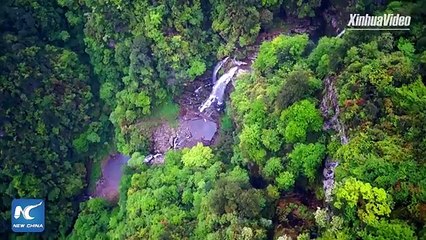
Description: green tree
289,143,325,182
254,34,309,75
359,220,417,240
263,157,284,179
334,178,392,225
0,45,95,237
276,171,295,191
196,175,270,239
282,0,322,18
210,0,261,56
239,124,267,163
69,198,112,240
182,143,214,168
275,69,322,109
279,100,323,143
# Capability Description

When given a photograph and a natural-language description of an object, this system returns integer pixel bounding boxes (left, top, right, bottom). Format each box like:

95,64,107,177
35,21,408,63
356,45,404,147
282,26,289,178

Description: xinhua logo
11,199,45,232
346,13,411,31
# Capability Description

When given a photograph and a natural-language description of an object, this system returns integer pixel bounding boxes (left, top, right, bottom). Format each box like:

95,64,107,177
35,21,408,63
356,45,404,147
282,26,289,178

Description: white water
199,66,239,112
199,58,244,112
212,57,229,84
199,58,248,113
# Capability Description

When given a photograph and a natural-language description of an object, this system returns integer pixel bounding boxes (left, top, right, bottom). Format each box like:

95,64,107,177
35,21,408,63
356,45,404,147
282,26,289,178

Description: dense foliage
0,45,94,237
95,148,271,239
0,0,111,237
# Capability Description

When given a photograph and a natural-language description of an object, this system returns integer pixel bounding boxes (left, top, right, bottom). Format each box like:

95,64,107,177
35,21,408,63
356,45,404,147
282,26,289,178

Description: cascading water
212,57,229,84
199,66,239,112
199,58,246,113
321,75,349,204
321,76,348,145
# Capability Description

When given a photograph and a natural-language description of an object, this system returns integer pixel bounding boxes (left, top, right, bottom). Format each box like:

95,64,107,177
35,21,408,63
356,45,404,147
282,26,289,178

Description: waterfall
199,66,239,112
212,57,229,84
321,75,348,204
199,58,247,113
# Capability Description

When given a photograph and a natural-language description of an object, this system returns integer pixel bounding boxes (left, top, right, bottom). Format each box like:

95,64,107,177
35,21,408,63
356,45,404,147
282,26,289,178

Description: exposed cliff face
320,75,348,204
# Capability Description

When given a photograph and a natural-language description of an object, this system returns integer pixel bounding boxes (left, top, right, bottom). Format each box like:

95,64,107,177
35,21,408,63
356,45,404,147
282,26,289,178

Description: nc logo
14,201,43,220
11,199,45,232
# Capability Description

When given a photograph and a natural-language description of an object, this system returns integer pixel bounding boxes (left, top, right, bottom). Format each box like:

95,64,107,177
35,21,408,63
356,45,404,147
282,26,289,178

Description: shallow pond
92,153,129,201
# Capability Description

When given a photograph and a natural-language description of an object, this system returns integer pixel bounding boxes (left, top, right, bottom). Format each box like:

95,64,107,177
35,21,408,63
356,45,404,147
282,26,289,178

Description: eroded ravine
320,75,349,204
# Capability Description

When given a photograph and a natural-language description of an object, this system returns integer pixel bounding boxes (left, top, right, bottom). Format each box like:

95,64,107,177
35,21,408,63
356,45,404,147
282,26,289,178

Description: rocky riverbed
144,57,250,164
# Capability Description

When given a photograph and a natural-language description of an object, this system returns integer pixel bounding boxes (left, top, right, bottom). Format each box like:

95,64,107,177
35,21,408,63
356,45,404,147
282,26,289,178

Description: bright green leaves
69,198,112,240
111,89,152,126
232,35,326,198
360,61,393,90
263,143,325,191
244,99,268,126
307,36,344,78
279,100,323,144
397,37,415,58
276,171,295,191
289,143,325,182
135,92,151,114
84,0,212,156
239,124,267,163
187,59,207,79
127,152,145,169
392,78,426,114
108,149,226,239
359,220,417,240
254,34,309,75
261,128,282,152
334,178,392,225
253,40,278,73
182,143,214,168
331,35,426,228
73,123,102,153
263,157,284,179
